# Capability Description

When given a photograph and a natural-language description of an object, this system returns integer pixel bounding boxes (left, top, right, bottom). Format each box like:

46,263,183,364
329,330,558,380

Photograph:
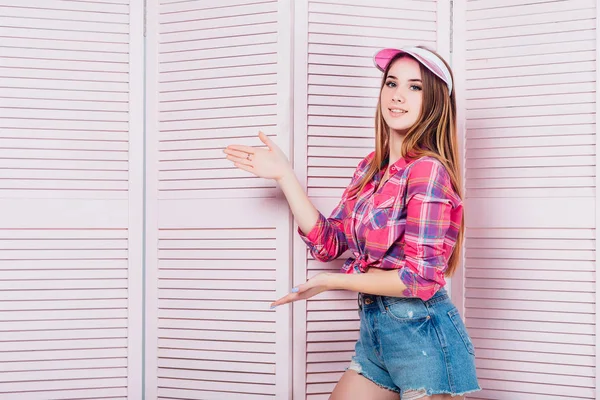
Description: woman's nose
392,91,405,103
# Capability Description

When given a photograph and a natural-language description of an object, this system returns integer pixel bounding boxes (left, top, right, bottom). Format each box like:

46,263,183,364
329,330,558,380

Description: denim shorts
348,288,481,399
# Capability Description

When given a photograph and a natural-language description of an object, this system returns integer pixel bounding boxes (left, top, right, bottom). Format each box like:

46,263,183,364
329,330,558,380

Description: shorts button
364,298,373,305
426,315,431,320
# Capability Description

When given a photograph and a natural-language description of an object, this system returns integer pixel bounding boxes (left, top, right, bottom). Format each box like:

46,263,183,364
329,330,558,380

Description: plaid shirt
299,152,463,301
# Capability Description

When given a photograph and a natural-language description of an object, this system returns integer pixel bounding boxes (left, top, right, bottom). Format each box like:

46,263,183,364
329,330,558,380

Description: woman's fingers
225,144,255,154
270,287,325,308
234,161,255,174
270,293,298,308
225,151,252,165
223,147,253,159
259,131,274,150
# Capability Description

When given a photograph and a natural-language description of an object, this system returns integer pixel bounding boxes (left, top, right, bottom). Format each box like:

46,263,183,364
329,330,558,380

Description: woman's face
380,57,423,136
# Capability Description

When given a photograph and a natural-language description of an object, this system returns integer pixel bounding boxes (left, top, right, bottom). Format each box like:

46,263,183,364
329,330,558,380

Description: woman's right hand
223,131,293,182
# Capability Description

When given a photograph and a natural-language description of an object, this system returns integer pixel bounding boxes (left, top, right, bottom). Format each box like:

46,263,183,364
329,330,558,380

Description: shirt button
391,166,397,171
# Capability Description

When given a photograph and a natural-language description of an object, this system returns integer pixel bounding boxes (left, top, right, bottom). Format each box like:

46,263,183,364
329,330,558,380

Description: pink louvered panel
296,1,446,398
0,0,139,398
0,0,130,199
151,1,292,399
459,0,597,398
158,0,280,200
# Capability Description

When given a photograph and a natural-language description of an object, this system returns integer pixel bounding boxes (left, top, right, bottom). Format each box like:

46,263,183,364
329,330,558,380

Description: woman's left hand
270,272,336,308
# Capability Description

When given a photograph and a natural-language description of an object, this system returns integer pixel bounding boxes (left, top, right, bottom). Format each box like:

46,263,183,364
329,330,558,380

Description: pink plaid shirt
299,152,463,301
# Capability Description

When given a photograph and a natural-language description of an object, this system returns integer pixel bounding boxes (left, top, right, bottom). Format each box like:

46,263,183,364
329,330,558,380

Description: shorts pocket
385,299,430,322
448,308,475,356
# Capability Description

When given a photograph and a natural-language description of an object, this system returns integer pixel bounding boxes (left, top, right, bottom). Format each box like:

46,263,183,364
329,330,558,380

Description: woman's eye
410,85,422,91
385,81,396,88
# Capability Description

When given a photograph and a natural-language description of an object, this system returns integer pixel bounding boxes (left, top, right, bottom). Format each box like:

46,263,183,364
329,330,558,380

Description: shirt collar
382,153,417,176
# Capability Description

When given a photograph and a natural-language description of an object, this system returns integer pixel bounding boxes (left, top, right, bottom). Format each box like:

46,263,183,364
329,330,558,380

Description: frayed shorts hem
347,360,400,394
346,360,482,399
403,387,483,398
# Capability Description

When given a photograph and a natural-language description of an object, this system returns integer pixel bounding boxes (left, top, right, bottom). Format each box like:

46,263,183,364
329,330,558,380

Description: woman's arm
224,131,319,233
330,270,407,297
270,270,408,308
276,168,320,234
224,132,350,261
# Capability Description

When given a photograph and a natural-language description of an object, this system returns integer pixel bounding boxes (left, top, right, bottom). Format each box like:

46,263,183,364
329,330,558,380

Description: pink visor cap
374,47,453,95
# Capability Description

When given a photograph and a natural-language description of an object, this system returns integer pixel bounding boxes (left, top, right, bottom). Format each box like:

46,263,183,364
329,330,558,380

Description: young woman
224,46,481,400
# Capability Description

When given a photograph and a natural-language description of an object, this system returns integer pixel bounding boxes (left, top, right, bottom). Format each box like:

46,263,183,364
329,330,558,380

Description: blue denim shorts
348,288,481,399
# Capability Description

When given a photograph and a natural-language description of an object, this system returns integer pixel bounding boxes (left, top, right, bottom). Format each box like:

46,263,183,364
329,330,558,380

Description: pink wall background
0,0,597,399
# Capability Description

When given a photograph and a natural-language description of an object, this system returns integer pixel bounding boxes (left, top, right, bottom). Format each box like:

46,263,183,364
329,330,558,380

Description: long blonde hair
351,47,463,277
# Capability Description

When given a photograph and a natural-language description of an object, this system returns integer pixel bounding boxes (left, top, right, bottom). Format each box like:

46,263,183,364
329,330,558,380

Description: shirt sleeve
297,201,348,262
398,159,456,301
297,152,374,262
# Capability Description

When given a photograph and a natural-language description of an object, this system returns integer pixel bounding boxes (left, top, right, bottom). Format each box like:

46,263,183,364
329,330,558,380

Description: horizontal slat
0,279,127,290
157,348,275,363
160,103,276,122
0,298,126,311
0,5,128,24
467,18,595,41
0,388,126,400
0,308,128,321
467,236,594,250
1,36,127,54
0,367,127,383
466,277,594,293
158,248,275,259
475,358,593,378
159,115,278,132
1,74,127,91
160,94,276,114
0,357,127,373
309,1,434,21
159,238,276,249
158,309,275,322
158,259,278,270
0,347,126,362
467,29,595,50
159,357,274,374
0,15,128,34
158,289,274,302
0,318,126,331
159,338,274,353
477,378,594,398
161,24,278,54
312,0,436,12
158,327,274,342
0,377,127,394
0,327,126,341
159,1,277,25
467,0,593,20
468,327,594,346
0,249,128,259
158,367,275,385
310,23,435,43
3,337,127,352
466,7,593,31
158,269,275,280
159,318,274,333
161,0,275,14
158,387,270,400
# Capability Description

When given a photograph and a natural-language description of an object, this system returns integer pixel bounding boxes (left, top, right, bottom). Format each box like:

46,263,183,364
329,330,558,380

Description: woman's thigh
329,370,400,400
423,396,464,400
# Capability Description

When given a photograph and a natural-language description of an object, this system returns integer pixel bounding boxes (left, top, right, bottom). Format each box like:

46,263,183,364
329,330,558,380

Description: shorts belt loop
377,296,386,313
